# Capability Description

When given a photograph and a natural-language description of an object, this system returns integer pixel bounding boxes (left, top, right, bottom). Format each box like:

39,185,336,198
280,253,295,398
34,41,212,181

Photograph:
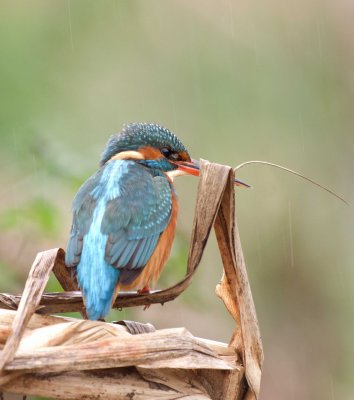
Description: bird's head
100,122,249,186
100,123,195,176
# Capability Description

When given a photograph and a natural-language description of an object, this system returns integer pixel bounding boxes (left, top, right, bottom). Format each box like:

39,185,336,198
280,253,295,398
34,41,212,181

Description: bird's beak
174,159,251,188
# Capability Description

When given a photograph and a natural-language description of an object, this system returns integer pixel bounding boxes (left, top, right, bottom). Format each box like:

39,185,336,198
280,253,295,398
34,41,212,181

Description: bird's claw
138,286,151,310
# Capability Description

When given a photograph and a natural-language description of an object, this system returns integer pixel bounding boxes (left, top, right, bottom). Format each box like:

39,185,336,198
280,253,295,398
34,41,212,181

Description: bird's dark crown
100,123,190,170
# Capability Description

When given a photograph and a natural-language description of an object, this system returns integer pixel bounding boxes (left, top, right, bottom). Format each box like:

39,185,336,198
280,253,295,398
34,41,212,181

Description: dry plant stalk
0,160,263,400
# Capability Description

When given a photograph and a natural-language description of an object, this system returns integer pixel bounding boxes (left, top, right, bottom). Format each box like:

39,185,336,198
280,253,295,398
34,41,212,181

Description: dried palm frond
0,160,263,400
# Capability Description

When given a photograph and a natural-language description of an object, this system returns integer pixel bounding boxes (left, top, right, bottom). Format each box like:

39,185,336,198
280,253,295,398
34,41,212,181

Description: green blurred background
0,1,353,399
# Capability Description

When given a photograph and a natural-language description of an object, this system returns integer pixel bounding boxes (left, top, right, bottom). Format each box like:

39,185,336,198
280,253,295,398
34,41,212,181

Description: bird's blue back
66,159,172,320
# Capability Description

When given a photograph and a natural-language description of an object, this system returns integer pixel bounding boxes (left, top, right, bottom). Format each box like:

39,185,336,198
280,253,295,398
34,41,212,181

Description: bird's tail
77,258,120,320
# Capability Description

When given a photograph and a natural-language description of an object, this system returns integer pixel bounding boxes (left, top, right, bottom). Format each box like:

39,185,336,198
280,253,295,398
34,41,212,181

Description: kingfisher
65,123,249,320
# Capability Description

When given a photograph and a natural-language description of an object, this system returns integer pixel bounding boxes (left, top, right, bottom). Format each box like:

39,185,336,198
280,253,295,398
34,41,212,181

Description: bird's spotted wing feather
102,166,172,282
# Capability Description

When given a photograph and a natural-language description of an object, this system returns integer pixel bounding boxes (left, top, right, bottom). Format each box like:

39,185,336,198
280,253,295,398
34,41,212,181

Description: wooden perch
0,160,263,400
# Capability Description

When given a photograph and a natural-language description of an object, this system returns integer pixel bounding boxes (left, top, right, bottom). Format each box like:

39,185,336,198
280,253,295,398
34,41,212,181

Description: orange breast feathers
118,190,179,292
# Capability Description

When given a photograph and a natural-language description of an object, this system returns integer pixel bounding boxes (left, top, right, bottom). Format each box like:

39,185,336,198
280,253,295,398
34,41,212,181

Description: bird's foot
138,286,151,310
137,285,150,294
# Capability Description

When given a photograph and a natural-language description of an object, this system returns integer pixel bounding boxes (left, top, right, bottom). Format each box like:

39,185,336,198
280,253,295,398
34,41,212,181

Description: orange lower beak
174,159,200,177
174,159,251,188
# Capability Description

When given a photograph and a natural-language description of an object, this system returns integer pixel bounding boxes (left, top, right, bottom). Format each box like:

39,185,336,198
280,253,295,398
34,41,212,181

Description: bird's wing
102,164,172,278
65,161,173,285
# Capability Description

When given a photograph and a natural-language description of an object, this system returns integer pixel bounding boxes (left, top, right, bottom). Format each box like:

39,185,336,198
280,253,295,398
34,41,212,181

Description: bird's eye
160,147,172,158
160,147,181,161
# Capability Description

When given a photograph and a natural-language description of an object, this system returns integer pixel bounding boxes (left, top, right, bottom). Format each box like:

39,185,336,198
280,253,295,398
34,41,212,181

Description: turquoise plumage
65,123,189,320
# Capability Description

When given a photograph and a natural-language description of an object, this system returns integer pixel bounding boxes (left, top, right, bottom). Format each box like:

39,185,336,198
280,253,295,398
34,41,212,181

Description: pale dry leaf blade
6,330,234,373
18,320,129,351
0,248,63,370
2,369,205,400
214,168,263,399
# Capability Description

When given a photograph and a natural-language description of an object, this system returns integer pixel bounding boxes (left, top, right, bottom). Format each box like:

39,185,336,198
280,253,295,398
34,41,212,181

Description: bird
65,123,249,320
